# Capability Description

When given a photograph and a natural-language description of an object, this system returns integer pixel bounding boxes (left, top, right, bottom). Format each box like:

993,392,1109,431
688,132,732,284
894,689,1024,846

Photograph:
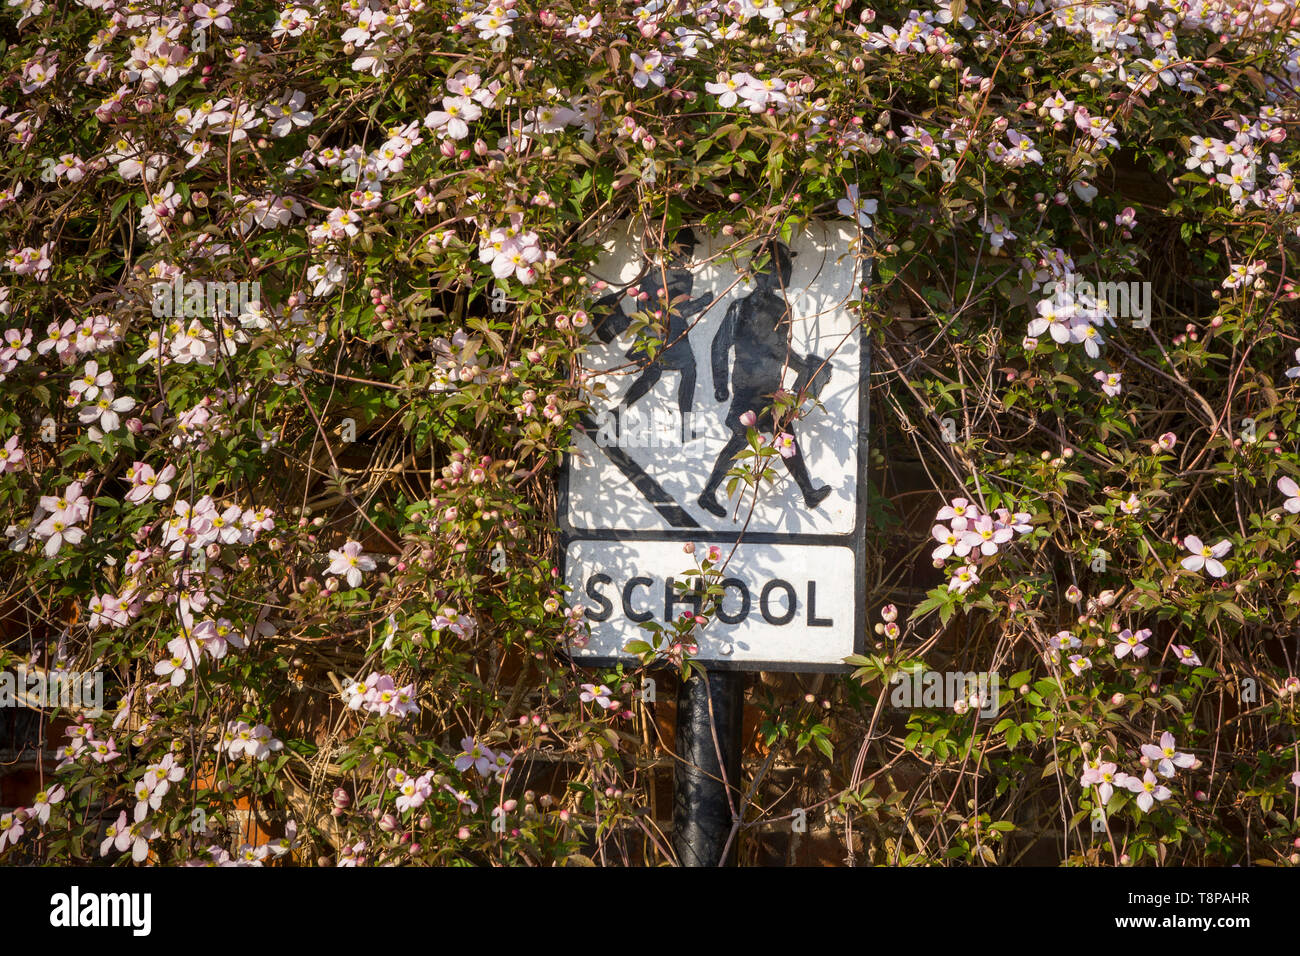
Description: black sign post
672,668,744,866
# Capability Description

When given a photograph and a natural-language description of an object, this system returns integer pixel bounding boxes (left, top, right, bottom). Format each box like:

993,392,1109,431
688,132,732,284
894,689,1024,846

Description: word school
580,574,835,627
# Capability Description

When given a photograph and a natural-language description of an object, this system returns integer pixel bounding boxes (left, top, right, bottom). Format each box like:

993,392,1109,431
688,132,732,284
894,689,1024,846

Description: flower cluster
32,480,90,558
929,497,1033,595
1083,732,1198,815
454,735,513,778
387,767,436,813
55,722,120,770
1026,278,1116,358
478,213,548,286
217,721,284,761
343,672,419,719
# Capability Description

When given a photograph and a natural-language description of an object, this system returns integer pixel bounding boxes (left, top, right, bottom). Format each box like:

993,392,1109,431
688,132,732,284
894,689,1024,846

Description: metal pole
673,668,744,866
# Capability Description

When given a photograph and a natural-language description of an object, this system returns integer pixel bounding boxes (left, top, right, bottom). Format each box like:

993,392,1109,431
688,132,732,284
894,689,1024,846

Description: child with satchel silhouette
698,240,833,519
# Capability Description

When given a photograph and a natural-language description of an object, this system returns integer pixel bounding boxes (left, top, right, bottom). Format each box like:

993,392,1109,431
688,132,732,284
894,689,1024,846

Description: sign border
556,228,871,673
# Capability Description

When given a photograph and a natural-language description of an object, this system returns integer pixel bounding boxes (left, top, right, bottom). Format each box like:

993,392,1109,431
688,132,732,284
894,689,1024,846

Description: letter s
585,574,613,622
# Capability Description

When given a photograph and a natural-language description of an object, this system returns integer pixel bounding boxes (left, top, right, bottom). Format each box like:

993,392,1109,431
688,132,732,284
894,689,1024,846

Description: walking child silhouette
587,229,713,423
698,240,833,519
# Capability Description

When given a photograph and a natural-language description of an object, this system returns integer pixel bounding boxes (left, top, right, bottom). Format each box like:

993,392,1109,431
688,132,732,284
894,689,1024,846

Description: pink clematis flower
1081,761,1119,805
1124,769,1172,813
79,389,136,433
961,514,1013,556
119,819,161,863
836,184,878,228
34,514,85,557
0,812,24,851
442,783,479,813
395,773,433,813
937,497,980,522
132,777,163,822
931,523,968,561
1279,476,1300,514
454,736,495,776
1180,535,1231,577
125,462,177,504
39,482,89,524
88,736,121,764
325,540,376,588
144,754,185,796
30,784,64,825
580,683,613,708
1049,630,1081,655
1094,370,1122,397
101,810,129,857
70,360,112,400
1114,628,1151,659
0,435,24,473
1141,732,1196,778
948,563,980,595
154,635,201,686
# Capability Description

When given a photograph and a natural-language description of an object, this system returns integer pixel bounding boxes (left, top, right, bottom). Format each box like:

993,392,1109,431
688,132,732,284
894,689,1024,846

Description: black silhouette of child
588,229,713,419
698,240,833,519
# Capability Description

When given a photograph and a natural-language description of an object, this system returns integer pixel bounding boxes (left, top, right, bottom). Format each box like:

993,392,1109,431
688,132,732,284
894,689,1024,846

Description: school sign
560,222,870,671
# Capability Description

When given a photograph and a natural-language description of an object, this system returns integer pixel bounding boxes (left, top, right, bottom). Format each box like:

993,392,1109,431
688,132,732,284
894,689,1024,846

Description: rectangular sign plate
559,222,869,672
